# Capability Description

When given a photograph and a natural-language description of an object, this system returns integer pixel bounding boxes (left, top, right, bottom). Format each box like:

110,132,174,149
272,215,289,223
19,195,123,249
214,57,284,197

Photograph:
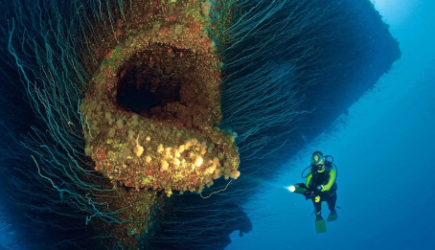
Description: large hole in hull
116,44,188,117
116,63,180,114
112,43,220,129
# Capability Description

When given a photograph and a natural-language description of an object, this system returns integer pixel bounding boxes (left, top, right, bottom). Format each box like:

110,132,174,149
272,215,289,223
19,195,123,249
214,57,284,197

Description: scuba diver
288,151,338,233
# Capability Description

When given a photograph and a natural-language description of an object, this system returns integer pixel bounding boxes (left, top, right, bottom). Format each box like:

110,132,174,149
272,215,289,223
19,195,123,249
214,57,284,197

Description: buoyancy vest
310,161,337,192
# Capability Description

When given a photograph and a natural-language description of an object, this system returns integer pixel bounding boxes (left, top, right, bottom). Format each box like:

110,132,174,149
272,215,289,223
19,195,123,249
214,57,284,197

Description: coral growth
80,0,240,198
1,0,400,248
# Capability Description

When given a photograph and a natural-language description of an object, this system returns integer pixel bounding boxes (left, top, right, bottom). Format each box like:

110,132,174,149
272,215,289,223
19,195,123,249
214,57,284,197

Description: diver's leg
312,199,322,218
326,192,338,221
312,199,326,233
326,192,337,212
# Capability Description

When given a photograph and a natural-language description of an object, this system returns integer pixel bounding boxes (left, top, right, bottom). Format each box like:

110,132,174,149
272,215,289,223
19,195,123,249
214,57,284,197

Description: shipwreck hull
0,0,399,249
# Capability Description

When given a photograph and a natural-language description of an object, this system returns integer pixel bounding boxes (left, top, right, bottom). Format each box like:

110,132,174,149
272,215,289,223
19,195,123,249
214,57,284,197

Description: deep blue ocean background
227,1,435,250
0,0,434,249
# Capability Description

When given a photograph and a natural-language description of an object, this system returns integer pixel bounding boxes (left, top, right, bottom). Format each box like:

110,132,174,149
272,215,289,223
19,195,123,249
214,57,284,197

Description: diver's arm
305,171,312,188
321,166,336,192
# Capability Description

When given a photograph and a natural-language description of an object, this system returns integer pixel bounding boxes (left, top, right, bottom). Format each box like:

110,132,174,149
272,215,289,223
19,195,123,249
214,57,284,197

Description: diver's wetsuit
306,162,337,216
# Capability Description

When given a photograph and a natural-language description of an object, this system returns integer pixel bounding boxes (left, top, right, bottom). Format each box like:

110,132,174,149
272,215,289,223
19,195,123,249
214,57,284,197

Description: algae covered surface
78,0,240,244
0,0,401,248
81,0,239,197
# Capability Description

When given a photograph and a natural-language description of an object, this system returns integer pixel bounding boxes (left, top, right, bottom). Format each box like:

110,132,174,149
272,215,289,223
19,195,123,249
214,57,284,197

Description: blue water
1,1,434,249
227,1,435,250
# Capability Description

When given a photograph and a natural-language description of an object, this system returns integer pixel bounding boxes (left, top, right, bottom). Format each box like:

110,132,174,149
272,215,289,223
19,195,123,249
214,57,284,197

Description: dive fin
315,216,327,233
327,210,338,222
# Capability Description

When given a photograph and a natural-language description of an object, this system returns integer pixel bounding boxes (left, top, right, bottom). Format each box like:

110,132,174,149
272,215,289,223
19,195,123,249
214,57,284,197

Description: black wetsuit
308,162,337,215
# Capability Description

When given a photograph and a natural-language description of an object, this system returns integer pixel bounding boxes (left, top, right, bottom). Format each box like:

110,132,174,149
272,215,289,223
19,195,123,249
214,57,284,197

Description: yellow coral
165,189,173,197
205,165,216,175
194,156,204,167
135,134,144,157
161,160,169,171
157,144,164,153
173,158,180,167
165,147,171,155
212,157,220,166
200,147,206,155
231,170,241,179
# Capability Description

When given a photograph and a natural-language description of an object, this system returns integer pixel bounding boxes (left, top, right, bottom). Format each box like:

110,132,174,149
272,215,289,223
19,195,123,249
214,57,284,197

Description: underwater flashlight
288,185,296,192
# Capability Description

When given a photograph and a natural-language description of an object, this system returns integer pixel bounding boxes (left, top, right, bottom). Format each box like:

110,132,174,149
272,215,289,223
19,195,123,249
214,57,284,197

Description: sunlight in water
370,0,416,25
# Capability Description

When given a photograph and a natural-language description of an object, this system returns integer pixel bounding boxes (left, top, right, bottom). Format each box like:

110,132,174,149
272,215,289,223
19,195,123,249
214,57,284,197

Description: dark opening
116,45,182,115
